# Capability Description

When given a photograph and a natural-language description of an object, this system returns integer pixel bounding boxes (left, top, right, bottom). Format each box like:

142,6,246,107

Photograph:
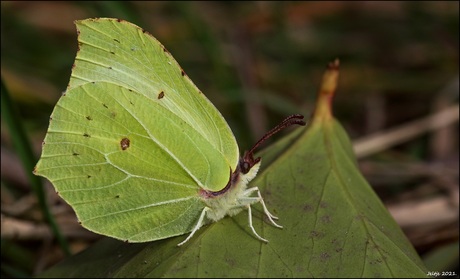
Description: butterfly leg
244,187,283,228
246,204,268,243
177,207,209,246
243,187,278,220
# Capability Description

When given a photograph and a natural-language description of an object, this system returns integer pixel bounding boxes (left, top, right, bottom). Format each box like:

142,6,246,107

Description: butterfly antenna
241,114,306,173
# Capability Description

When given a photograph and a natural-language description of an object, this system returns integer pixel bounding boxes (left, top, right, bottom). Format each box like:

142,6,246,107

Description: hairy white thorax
177,160,282,246
204,161,261,221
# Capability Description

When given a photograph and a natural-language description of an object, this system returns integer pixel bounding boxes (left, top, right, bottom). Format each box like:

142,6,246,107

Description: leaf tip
313,59,340,121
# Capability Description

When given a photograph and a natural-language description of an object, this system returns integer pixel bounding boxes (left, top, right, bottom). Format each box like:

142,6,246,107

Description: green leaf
39,60,427,277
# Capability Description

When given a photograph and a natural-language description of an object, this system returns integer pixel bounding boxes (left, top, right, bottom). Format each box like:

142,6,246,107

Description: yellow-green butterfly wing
34,18,240,242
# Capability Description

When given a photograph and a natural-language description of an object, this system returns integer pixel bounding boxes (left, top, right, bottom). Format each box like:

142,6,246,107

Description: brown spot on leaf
320,215,331,223
83,133,91,138
320,252,330,262
158,91,164,99
310,230,325,239
114,38,120,43
86,116,92,121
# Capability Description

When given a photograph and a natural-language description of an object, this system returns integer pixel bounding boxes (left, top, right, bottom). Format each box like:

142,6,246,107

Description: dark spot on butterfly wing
162,46,171,55
120,138,130,150
142,29,147,34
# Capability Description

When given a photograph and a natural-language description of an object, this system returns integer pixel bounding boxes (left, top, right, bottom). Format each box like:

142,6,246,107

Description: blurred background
1,1,458,277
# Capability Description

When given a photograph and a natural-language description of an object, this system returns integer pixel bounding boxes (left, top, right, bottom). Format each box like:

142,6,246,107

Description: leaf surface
40,60,427,278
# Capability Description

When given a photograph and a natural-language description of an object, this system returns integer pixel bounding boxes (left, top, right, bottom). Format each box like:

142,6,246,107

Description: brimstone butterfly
34,18,305,246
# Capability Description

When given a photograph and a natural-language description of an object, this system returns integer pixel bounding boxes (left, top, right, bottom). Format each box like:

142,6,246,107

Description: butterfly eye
242,161,251,174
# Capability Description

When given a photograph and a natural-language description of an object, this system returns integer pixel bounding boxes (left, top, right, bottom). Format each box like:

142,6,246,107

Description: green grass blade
1,79,71,256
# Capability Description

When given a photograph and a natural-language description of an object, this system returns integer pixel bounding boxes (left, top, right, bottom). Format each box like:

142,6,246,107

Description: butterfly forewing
34,18,243,242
